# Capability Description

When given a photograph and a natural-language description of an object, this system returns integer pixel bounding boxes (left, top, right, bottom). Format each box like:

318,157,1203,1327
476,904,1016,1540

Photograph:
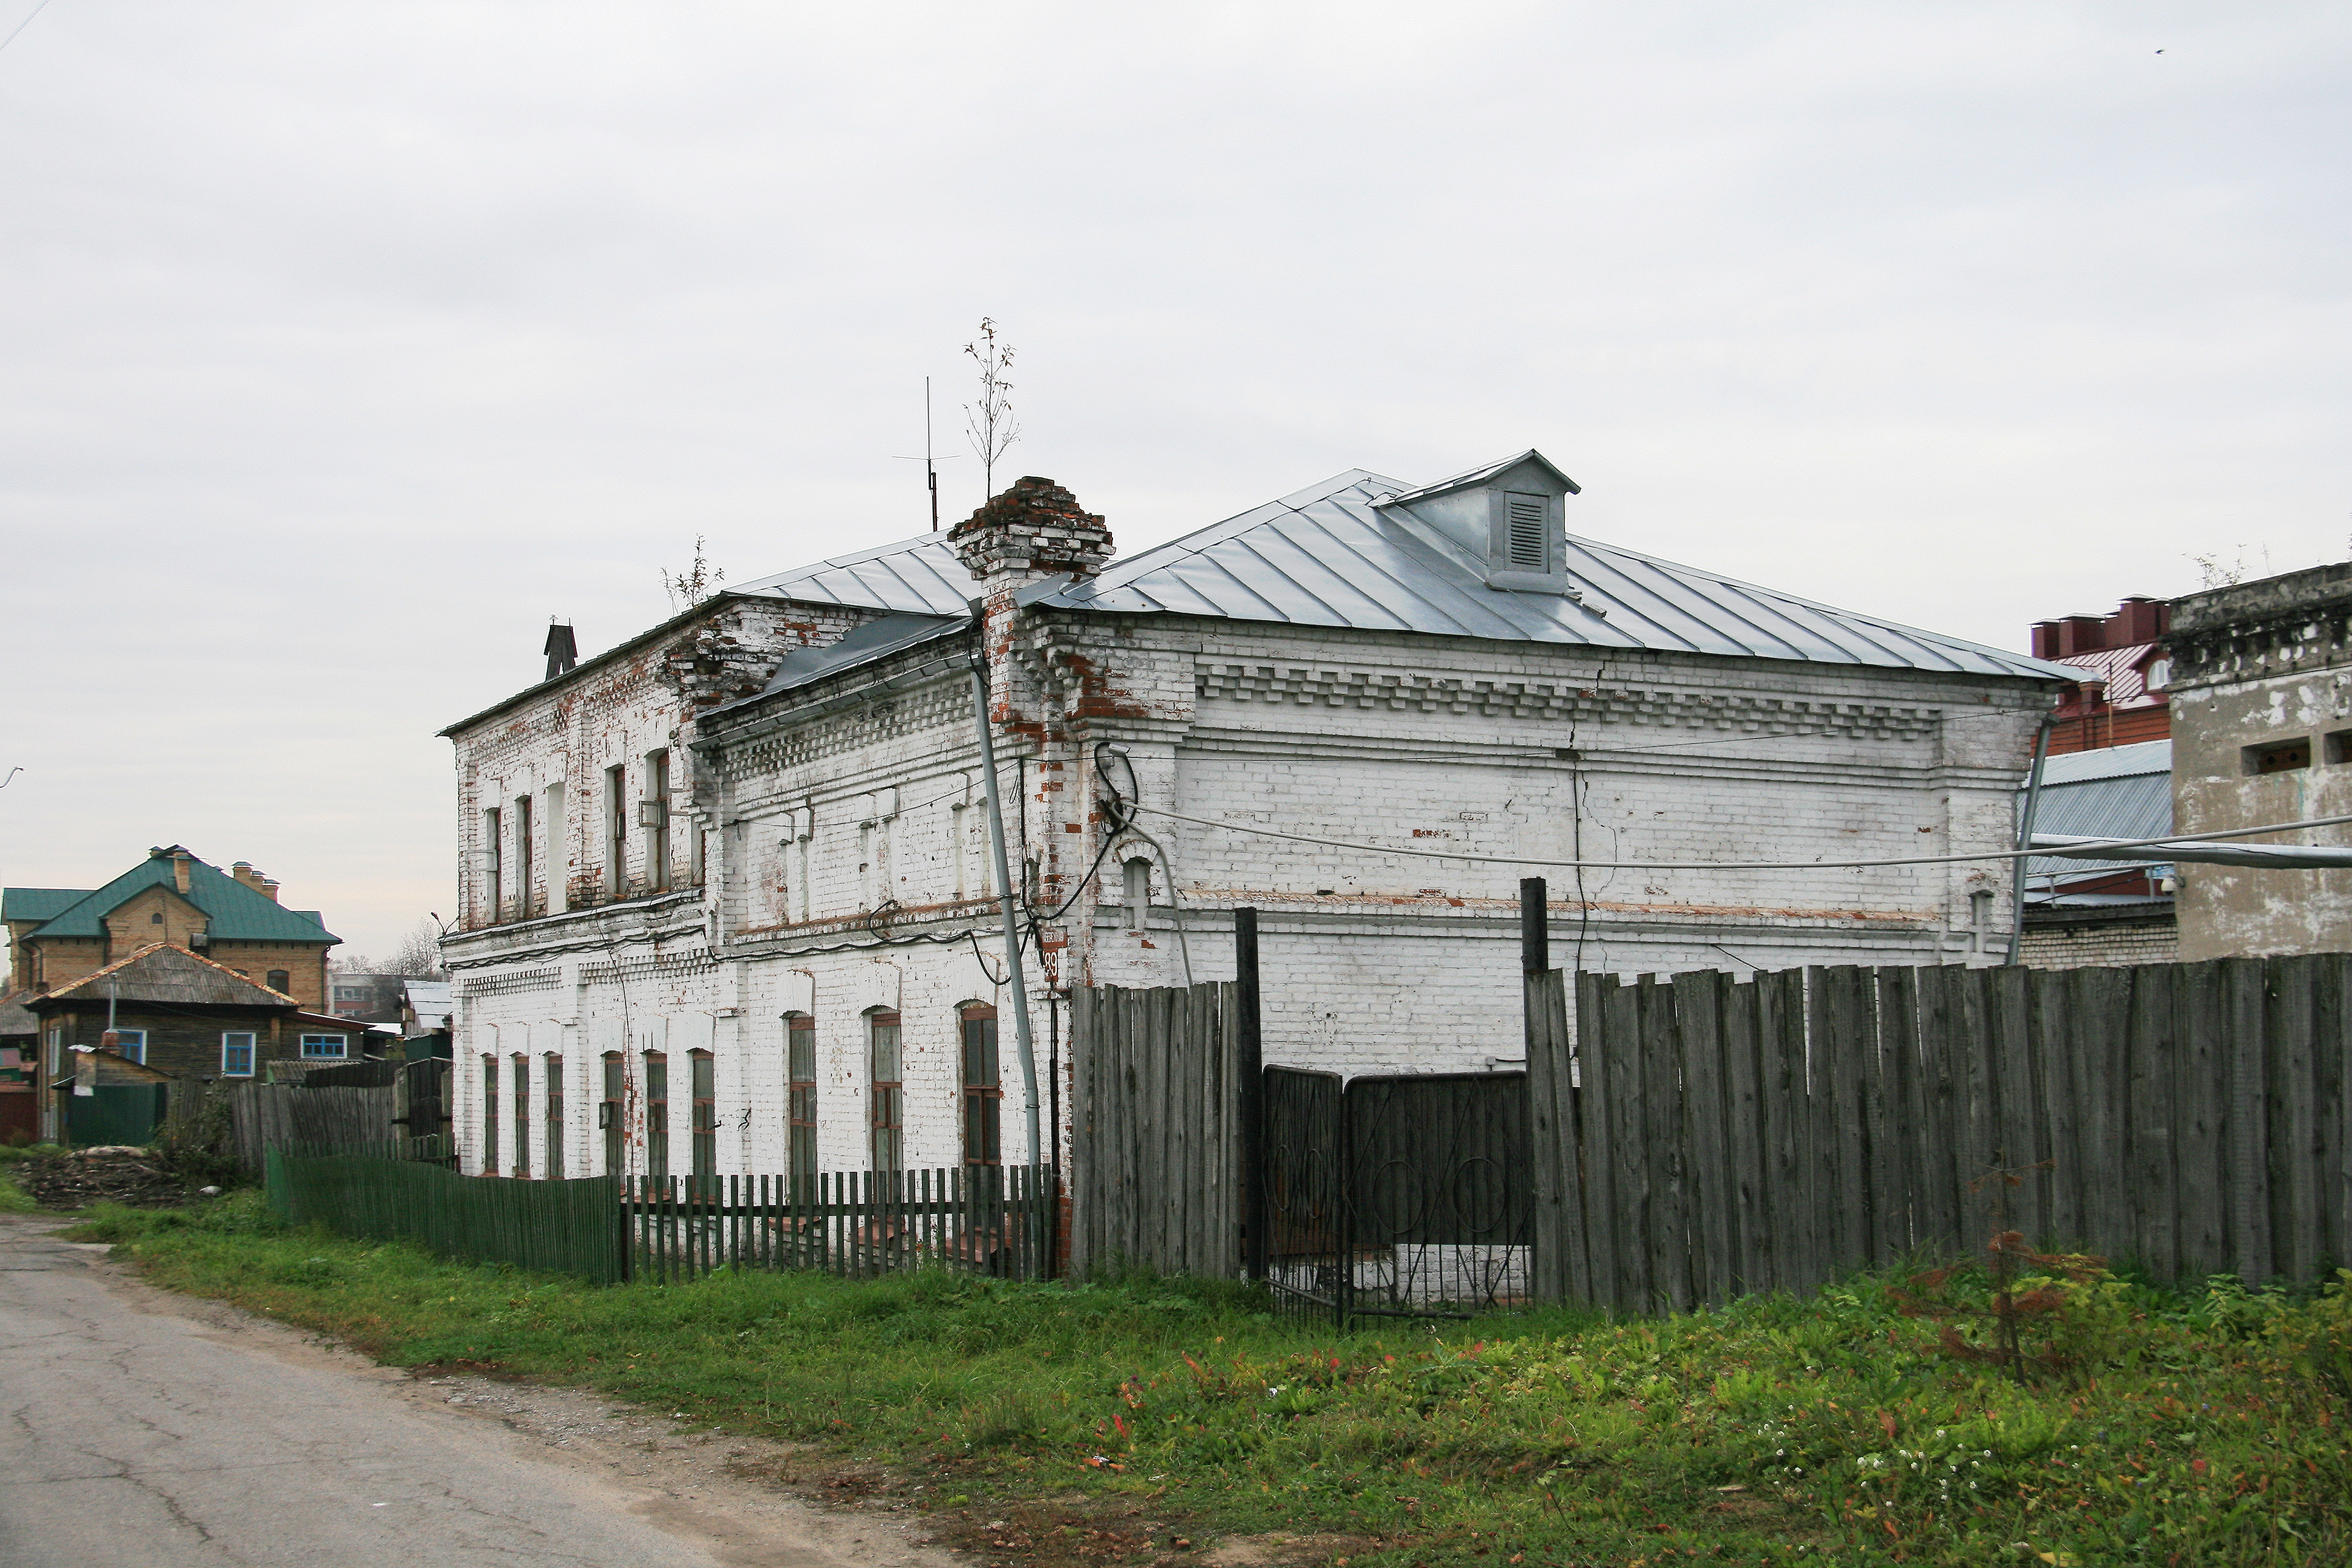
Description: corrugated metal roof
2024,741,2173,881
731,537,976,616
1033,466,2078,680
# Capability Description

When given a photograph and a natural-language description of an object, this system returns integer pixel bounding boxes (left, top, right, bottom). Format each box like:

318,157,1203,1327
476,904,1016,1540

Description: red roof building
2029,598,2171,756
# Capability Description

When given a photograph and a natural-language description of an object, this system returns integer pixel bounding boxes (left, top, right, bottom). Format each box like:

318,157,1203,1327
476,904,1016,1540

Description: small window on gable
1504,493,1548,570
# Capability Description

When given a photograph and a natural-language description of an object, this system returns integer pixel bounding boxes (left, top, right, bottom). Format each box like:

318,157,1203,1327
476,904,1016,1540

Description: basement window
2244,738,2311,775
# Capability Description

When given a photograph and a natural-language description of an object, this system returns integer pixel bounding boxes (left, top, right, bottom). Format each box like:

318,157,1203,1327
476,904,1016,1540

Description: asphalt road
0,1214,942,1568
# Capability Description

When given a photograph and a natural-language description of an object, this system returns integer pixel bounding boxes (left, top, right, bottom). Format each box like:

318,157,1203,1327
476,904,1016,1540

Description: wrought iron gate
1259,1066,1533,1328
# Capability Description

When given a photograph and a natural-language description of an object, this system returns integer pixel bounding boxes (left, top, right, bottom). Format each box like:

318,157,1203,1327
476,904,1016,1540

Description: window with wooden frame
690,1050,716,1183
300,1033,348,1060
959,1004,1001,1167
604,763,628,895
786,1014,817,1184
264,969,290,994
644,1051,670,1181
544,1053,564,1178
867,1010,902,1173
514,792,535,918
511,1054,531,1177
220,1031,256,1077
600,1052,624,1174
481,1055,500,1174
111,1029,147,1066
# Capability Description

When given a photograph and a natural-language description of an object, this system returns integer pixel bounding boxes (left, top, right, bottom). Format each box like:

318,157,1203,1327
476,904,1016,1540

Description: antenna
892,376,961,532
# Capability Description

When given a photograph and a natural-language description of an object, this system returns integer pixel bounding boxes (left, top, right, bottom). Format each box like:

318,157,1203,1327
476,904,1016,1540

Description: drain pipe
2005,713,2057,967
969,658,1043,1174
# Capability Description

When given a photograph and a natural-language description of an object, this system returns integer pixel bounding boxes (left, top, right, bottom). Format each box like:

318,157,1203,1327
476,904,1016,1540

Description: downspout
2005,711,2057,967
969,659,1043,1177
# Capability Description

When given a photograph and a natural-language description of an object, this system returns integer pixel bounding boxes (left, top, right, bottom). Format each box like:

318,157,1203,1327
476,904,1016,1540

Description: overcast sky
2,1,2345,962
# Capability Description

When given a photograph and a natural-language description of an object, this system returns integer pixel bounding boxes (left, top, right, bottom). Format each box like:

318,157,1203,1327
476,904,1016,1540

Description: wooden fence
1526,955,2352,1312
267,1149,626,1281
624,1166,1055,1284
1068,981,1243,1279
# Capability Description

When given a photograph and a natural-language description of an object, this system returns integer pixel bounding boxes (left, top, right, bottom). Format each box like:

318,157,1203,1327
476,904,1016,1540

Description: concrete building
2162,562,2352,961
437,453,2071,1181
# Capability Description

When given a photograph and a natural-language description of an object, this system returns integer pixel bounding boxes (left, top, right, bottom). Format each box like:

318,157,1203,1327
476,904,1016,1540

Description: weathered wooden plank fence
624,1166,1054,1284
1068,981,1242,1279
268,1149,626,1281
1527,954,2352,1312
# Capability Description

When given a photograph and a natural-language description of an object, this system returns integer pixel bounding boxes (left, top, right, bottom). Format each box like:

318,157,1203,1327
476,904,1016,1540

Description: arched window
785,1014,817,1184
690,1050,716,1183
1122,857,1152,926
959,1002,1001,1168
265,969,290,995
480,1055,500,1175
599,1052,624,1175
644,1049,670,1181
544,1052,564,1178
511,1053,530,1177
867,1009,902,1173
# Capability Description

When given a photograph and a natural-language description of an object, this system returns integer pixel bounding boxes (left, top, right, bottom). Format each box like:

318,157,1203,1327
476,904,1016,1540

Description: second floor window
515,792,535,918
483,806,503,920
604,764,628,896
787,1014,816,1183
867,1010,901,1173
266,969,290,994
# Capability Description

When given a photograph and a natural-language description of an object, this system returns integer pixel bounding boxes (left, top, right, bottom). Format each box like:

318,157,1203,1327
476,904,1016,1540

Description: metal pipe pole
969,662,1043,1178
2005,714,2057,967
1235,907,1265,1282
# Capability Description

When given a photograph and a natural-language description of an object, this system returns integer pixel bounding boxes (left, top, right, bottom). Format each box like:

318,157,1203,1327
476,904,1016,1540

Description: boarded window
600,1052,624,1174
2246,738,2312,775
787,1015,817,1183
1504,493,1547,570
868,1010,902,1173
960,1004,1001,1168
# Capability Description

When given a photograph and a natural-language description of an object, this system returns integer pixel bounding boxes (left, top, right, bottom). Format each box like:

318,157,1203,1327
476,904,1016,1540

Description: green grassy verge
0,1141,67,1212
73,1194,2352,1567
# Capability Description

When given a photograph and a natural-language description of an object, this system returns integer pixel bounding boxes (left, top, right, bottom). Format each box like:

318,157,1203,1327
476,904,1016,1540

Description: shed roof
1032,467,2076,680
39,942,299,1008
18,851,338,944
2024,740,2174,886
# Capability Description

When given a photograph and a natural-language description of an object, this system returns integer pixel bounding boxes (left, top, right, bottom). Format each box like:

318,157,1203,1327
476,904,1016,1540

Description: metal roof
1033,466,2078,680
2024,740,2172,884
21,853,340,944
749,613,967,701
731,536,975,616
1,888,90,925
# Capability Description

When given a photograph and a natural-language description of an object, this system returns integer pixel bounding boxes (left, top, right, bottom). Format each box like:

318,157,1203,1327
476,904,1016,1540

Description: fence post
1236,909,1267,1285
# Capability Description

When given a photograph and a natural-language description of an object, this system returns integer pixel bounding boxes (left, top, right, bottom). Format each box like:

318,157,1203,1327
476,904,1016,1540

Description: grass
0,1141,67,1212
70,1192,2352,1567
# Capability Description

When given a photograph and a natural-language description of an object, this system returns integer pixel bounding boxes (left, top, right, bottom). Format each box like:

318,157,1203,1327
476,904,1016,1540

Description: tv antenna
892,376,962,531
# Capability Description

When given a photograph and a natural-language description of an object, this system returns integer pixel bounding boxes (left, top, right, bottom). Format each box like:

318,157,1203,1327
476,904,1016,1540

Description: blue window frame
112,1029,147,1066
221,1033,256,1077
299,1033,348,1060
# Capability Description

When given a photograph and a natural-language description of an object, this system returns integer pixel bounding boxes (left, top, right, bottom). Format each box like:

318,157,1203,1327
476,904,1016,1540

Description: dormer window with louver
1504,493,1549,571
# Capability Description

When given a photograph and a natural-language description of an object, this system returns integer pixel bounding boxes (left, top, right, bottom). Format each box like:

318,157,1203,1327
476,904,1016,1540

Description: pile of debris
11,1147,195,1209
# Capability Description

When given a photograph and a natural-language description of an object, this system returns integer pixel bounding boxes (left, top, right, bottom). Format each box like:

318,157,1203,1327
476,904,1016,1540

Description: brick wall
2019,912,2180,970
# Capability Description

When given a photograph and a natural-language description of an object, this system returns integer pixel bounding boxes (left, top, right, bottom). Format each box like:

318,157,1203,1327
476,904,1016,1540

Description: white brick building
437,452,2068,1183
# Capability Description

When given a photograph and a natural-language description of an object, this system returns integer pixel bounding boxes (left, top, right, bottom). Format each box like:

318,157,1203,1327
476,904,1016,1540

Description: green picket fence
265,1152,1058,1287
267,1150,625,1282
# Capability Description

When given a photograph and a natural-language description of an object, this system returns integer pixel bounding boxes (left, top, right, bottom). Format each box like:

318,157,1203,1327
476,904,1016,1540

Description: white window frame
299,1033,348,1060
221,1032,257,1077
112,1028,148,1065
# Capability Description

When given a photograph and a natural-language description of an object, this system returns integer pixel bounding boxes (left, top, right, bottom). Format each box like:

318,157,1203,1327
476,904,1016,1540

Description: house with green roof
4,846,339,1014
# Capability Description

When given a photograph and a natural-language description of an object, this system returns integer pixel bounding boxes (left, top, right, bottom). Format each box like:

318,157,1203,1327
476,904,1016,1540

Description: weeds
71,1196,2352,1567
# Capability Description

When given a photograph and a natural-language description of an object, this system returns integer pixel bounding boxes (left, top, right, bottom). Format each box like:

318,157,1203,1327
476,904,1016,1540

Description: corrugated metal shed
1033,468,2077,680
2024,740,2172,884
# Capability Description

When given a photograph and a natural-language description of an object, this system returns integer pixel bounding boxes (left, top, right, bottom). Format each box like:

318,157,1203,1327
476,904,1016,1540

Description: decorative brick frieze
1195,662,1942,740
457,967,563,997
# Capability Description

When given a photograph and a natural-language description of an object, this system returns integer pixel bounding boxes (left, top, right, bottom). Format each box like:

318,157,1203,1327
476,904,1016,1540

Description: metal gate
1258,1067,1533,1328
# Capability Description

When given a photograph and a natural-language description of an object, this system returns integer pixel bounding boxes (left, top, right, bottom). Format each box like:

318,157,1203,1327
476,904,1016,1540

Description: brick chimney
172,852,192,895
949,477,1112,586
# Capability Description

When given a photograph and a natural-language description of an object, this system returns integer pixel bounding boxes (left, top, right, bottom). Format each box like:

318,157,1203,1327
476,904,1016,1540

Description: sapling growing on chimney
964,316,1021,500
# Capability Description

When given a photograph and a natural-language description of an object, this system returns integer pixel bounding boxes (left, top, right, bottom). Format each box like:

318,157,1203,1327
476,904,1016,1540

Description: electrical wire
1122,803,2352,875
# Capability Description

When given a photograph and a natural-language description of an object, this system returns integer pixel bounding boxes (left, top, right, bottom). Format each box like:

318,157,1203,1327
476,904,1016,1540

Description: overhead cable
1122,803,2352,875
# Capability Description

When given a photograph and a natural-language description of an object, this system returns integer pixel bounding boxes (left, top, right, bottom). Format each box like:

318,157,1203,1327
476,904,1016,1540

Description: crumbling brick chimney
949,477,1112,586
544,616,579,682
